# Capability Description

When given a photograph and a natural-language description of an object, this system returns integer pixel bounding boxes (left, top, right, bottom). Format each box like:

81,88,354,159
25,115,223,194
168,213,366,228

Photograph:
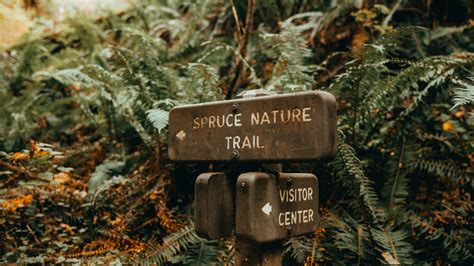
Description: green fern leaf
452,77,474,109
146,109,169,133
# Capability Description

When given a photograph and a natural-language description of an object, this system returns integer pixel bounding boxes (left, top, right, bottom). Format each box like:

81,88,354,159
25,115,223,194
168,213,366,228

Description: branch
239,0,255,63
229,0,243,42
389,137,406,208
382,0,402,27
225,0,255,100
0,161,49,181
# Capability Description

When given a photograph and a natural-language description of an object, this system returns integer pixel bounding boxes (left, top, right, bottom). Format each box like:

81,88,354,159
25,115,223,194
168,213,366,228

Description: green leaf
146,108,169,133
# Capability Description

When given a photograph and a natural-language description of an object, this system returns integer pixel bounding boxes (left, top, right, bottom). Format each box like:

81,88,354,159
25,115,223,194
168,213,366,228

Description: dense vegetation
0,0,472,264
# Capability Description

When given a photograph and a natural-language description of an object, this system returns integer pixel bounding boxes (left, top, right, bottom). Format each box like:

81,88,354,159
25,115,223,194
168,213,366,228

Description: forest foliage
0,0,473,264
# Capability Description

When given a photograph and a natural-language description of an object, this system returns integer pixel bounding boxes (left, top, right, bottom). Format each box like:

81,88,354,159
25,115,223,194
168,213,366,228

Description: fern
332,133,385,225
185,63,222,103
88,159,126,195
258,21,316,92
330,133,414,263
452,77,474,109
33,68,99,89
144,223,227,265
408,209,473,263
408,159,468,182
61,13,103,55
381,140,411,208
284,236,314,263
146,109,169,134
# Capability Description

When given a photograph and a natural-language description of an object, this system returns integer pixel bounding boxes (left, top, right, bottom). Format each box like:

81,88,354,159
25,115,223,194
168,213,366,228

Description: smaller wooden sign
194,172,234,239
236,172,319,243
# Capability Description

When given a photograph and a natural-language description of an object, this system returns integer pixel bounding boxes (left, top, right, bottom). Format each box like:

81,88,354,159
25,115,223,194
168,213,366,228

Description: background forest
0,0,473,264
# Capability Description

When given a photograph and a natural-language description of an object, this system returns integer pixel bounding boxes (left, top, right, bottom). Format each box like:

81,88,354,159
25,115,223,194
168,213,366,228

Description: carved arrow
261,202,272,215
176,130,186,141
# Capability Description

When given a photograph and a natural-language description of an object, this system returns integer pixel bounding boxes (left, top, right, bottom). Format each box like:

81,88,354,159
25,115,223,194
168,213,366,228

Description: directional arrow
176,130,186,141
261,202,272,215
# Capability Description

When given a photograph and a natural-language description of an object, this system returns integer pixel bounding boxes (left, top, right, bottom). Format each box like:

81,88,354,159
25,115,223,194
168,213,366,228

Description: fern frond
381,140,411,208
146,109,169,133
409,212,474,263
371,227,413,264
408,159,467,181
117,27,167,60
33,68,99,89
332,133,385,225
185,63,222,102
62,13,103,55
331,133,415,264
144,223,203,264
259,24,315,92
88,159,125,195
284,236,314,263
451,77,474,109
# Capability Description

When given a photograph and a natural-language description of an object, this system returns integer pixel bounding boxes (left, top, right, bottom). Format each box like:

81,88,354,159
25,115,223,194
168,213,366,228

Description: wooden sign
235,172,319,243
194,173,234,239
168,91,336,162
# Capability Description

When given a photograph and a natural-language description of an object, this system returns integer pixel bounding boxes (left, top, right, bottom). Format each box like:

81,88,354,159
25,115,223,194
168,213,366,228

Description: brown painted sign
194,172,234,239
168,91,336,162
236,172,319,243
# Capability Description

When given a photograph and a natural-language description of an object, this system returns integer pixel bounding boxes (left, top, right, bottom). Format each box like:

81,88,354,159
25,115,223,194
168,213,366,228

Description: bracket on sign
168,89,337,266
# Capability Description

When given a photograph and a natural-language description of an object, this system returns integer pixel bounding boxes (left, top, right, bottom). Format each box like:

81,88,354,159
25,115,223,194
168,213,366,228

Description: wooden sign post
168,89,336,265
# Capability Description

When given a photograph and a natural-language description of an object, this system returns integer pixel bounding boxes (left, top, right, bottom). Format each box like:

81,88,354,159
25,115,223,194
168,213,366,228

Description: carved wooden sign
236,172,319,243
168,91,336,162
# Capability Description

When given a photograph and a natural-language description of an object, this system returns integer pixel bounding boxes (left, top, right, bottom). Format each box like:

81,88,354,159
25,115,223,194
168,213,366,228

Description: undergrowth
0,0,472,264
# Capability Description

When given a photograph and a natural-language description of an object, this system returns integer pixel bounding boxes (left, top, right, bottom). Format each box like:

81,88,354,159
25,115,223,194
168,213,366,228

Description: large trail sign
168,91,336,162
168,89,337,265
